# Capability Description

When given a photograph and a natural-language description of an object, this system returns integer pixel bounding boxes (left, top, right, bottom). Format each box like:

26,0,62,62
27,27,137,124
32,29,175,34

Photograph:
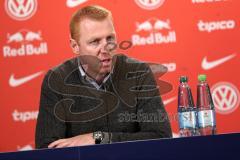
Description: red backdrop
1,0,239,152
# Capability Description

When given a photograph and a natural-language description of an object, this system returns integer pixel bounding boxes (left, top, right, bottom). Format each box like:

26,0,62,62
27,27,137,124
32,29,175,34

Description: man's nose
99,40,116,53
100,40,108,53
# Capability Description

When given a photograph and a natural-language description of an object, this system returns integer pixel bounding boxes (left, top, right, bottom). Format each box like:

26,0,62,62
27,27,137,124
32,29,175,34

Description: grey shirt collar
78,63,112,90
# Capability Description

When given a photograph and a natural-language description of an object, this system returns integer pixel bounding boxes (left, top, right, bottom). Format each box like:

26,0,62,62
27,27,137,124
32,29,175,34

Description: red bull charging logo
3,29,48,58
132,18,177,46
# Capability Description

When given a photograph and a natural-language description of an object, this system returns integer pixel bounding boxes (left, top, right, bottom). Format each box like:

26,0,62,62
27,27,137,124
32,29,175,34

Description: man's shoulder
117,54,149,70
45,57,79,79
52,57,78,72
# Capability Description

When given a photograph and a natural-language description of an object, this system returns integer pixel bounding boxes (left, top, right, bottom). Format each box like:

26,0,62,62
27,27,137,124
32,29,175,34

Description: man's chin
100,68,111,75
97,65,111,75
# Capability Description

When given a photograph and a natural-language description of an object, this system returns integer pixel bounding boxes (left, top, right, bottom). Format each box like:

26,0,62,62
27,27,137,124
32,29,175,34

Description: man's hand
48,133,95,148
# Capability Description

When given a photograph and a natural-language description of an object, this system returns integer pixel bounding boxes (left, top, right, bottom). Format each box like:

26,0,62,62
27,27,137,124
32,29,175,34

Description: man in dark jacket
35,5,172,149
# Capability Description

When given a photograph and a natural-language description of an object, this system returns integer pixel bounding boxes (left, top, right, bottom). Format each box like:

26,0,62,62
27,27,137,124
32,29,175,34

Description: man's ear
70,38,80,55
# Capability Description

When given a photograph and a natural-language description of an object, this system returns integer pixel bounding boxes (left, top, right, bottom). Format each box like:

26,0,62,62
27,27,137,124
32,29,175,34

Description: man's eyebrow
107,33,116,37
87,37,100,42
109,32,116,36
88,33,116,42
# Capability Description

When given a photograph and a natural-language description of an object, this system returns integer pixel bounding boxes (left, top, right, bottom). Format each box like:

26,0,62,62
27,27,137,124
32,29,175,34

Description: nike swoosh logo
66,0,88,8
163,97,176,106
9,71,43,87
18,145,33,151
202,53,236,70
172,132,179,138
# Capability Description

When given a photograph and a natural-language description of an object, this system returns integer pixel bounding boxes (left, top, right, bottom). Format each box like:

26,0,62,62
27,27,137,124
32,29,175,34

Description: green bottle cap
198,74,206,82
180,76,188,83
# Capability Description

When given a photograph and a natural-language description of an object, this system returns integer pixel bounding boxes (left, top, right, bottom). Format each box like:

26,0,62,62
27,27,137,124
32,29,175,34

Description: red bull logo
3,29,48,58
7,30,42,43
25,31,42,41
7,32,24,43
154,20,171,30
132,18,177,46
136,19,171,32
136,21,152,32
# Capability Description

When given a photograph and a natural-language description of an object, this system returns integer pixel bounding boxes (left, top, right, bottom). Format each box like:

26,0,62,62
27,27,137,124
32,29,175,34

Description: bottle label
179,111,197,129
197,110,216,128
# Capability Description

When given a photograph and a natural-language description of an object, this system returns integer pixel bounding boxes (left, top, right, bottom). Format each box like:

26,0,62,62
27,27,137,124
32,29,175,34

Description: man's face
74,17,117,77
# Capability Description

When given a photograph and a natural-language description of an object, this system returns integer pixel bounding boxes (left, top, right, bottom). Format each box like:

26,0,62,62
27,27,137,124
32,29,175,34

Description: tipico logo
211,82,240,114
192,0,227,4
5,0,37,21
12,109,39,122
132,18,176,46
2,29,48,58
135,0,165,10
198,20,235,33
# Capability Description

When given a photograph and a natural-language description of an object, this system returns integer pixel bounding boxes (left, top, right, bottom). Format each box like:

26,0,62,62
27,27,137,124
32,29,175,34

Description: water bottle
178,76,198,137
197,74,217,135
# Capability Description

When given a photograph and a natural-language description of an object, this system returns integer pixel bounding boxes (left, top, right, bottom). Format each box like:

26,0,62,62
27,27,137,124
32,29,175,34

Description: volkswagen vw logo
135,0,165,10
5,0,37,21
211,82,240,114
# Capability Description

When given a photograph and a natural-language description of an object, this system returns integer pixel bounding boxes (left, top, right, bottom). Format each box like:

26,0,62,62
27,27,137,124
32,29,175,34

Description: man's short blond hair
70,5,112,41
